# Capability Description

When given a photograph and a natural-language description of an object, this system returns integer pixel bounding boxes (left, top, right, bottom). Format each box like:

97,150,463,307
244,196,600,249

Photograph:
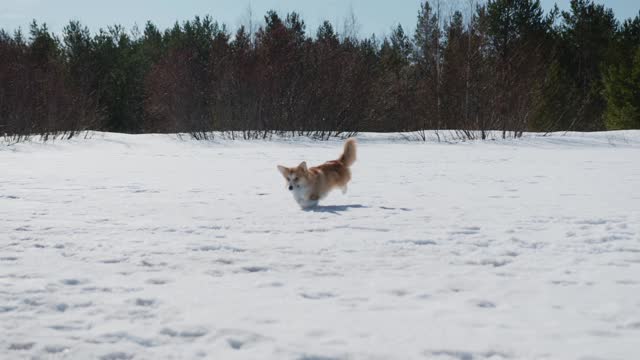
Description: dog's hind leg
341,185,348,194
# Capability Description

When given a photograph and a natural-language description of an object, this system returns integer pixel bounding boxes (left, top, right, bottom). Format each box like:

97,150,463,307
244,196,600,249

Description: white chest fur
291,185,318,209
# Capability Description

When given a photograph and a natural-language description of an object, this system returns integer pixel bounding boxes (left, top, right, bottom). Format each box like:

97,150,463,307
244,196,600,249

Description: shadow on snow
304,204,367,215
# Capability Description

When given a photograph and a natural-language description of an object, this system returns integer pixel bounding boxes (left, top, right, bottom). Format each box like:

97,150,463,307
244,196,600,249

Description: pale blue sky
1,1,639,38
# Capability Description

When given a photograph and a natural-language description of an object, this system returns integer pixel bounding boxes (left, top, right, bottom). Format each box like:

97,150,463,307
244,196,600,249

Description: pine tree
485,0,550,136
413,0,443,133
29,21,60,66
604,46,640,129
316,21,338,47
559,0,617,130
442,11,467,130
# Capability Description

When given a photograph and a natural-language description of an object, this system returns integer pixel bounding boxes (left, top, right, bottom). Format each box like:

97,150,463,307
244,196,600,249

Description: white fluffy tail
339,138,356,167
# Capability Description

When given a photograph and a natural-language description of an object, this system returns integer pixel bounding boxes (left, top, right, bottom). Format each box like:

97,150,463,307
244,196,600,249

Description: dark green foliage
603,11,640,130
533,0,618,131
485,0,553,137
604,46,640,129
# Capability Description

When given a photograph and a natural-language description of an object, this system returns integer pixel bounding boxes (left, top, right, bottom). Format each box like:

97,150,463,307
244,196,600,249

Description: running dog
277,138,356,208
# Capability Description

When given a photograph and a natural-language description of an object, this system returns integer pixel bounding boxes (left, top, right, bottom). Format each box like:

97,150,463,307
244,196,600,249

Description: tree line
1,0,639,141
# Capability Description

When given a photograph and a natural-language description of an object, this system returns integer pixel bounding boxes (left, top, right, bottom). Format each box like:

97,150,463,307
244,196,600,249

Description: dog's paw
300,200,319,209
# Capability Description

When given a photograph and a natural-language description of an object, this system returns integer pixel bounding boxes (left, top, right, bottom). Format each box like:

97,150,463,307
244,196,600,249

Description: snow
1,131,639,360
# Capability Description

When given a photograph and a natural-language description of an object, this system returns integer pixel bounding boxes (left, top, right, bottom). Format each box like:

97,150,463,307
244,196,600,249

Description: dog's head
277,162,310,191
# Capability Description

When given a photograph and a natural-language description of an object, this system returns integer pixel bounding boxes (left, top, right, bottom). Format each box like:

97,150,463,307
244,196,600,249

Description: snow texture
1,131,639,360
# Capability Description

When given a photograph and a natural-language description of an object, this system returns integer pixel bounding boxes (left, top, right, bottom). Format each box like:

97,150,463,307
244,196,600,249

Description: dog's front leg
298,193,319,209
299,199,318,209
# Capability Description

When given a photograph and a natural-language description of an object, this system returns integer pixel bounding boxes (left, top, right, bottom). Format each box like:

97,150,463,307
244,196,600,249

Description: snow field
1,131,639,359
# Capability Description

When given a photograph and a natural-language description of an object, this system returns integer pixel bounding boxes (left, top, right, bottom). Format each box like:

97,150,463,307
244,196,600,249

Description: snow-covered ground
1,131,639,360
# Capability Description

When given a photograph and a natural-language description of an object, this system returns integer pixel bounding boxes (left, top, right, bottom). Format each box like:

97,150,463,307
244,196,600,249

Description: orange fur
277,138,357,208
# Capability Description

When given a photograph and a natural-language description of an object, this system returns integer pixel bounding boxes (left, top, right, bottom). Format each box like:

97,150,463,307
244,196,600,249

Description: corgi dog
277,138,356,209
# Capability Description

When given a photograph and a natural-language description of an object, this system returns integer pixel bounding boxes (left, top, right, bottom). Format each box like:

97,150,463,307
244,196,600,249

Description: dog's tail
339,138,357,167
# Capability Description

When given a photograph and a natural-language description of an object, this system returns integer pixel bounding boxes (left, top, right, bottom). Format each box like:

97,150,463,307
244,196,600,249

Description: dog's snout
288,185,293,191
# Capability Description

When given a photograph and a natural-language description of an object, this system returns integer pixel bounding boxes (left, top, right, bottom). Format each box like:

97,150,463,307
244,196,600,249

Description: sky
1,0,639,38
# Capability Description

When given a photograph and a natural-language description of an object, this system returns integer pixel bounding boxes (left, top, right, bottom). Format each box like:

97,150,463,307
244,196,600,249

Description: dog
277,138,356,209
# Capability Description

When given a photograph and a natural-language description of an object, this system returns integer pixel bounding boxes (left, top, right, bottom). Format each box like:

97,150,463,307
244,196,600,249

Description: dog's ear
277,165,288,177
298,161,308,172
